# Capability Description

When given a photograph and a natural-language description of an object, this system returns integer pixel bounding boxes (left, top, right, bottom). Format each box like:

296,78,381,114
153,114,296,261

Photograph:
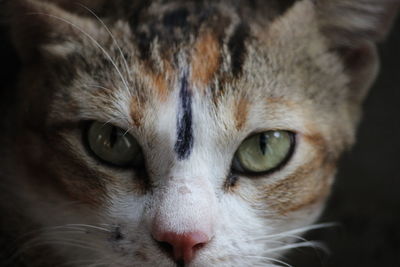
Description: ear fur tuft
316,0,399,46
314,0,398,103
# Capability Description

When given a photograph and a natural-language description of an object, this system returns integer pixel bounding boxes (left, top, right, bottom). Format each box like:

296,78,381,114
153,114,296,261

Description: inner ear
274,0,299,15
315,0,398,103
335,42,379,103
316,0,399,44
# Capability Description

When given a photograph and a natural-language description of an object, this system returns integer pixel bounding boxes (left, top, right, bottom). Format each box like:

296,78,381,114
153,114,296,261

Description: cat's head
3,0,398,266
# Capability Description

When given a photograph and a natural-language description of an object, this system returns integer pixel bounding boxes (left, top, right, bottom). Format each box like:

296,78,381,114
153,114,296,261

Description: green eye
232,131,295,174
86,121,144,167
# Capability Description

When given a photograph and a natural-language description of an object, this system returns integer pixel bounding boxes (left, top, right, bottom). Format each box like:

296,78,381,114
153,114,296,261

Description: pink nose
153,231,210,263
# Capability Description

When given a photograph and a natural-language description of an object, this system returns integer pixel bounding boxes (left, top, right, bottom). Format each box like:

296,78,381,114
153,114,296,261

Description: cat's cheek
15,130,113,209
261,163,335,217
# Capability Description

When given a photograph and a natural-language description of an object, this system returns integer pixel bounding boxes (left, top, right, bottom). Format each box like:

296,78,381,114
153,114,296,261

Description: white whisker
60,224,111,233
16,224,110,241
261,222,337,240
9,239,100,262
25,240,98,252
123,126,134,136
7,222,111,264
82,84,114,92
78,4,131,80
265,241,327,254
250,233,309,243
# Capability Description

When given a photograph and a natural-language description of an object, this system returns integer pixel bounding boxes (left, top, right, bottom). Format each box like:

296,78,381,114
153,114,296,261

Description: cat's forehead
125,1,262,90
41,0,349,137
88,1,334,93
96,0,347,104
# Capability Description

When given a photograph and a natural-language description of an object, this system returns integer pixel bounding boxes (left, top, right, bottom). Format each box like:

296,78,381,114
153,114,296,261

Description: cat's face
3,0,398,266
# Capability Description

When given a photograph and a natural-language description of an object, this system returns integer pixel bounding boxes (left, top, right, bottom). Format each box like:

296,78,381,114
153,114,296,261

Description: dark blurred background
0,11,399,267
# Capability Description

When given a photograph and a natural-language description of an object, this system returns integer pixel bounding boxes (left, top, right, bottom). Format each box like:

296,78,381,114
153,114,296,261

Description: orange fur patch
303,132,338,164
260,133,336,215
191,31,221,88
147,60,174,102
235,97,249,130
149,72,169,102
261,161,332,215
266,97,296,107
130,97,143,127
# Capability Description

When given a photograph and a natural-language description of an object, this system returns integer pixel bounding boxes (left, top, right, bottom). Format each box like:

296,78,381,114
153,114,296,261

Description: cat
0,0,398,266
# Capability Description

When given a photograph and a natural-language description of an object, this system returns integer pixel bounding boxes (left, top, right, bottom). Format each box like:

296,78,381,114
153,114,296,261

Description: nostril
157,240,174,256
176,260,185,267
193,242,205,250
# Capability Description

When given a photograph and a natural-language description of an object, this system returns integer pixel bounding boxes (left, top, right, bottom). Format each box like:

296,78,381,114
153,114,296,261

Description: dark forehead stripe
128,1,153,60
228,22,250,77
162,7,190,28
174,71,194,160
129,5,199,60
128,3,228,63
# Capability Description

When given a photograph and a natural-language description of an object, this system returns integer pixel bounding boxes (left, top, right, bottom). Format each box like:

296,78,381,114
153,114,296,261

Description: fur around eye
86,121,144,168
232,131,295,175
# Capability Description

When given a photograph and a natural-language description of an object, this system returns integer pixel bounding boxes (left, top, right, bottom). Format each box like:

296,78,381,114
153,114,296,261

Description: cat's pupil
259,133,267,155
108,126,118,148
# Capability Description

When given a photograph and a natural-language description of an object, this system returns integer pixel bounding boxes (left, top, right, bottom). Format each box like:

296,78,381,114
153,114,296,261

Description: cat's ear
316,0,399,102
273,0,398,104
5,0,98,63
317,0,399,45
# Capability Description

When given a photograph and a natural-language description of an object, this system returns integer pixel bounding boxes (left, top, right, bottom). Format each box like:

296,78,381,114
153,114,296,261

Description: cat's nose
153,231,210,264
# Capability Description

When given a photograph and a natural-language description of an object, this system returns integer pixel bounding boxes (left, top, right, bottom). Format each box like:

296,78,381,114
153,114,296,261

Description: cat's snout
152,231,210,264
149,175,217,263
